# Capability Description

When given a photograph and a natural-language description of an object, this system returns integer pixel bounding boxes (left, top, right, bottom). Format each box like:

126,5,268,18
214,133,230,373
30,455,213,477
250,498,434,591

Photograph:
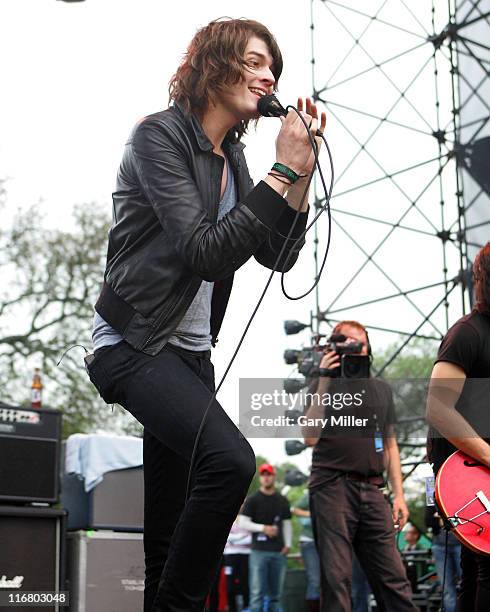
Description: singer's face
221,36,276,121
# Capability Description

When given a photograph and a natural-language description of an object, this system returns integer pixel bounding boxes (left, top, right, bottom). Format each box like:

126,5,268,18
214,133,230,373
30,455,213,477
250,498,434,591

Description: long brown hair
473,242,490,314
168,17,282,143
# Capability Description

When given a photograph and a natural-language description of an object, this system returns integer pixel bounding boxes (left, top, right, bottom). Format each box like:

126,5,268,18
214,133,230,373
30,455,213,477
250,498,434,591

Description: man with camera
301,320,416,611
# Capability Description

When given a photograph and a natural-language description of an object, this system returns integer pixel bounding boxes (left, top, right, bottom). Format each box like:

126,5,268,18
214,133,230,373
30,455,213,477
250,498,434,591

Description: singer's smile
249,87,268,98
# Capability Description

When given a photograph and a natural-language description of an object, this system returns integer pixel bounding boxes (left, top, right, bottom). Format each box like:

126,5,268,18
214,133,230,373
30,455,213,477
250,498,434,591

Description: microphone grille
257,94,286,118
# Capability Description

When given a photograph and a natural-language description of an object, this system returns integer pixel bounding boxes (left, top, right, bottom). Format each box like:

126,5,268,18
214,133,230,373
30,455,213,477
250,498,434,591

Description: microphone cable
185,100,334,501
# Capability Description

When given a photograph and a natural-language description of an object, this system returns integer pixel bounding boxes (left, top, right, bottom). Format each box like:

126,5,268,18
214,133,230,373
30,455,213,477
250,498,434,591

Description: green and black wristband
271,162,300,184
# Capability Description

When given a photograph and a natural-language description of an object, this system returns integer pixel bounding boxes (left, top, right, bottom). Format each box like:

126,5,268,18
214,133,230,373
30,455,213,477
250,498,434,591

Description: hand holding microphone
257,94,325,137
258,94,327,179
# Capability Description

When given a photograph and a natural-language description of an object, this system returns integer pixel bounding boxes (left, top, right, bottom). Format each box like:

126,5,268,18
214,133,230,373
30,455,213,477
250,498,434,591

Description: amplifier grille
0,436,58,502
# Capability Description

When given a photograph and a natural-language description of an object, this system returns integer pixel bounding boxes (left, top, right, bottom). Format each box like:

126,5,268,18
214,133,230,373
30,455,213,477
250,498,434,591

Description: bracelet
268,172,293,186
272,162,300,184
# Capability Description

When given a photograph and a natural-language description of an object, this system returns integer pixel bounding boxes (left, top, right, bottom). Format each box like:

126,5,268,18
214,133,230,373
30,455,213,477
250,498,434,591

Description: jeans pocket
85,353,119,405
201,358,216,393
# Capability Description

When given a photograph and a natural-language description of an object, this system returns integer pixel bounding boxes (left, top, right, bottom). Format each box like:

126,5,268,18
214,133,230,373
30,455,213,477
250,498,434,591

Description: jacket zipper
140,278,193,351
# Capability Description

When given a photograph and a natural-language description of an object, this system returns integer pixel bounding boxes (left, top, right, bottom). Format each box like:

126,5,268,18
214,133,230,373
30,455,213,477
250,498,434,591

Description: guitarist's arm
426,361,490,468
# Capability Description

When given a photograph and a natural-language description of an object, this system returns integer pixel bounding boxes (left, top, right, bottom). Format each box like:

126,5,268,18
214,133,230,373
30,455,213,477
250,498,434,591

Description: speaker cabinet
0,506,66,612
66,531,144,612
0,406,61,504
62,467,144,532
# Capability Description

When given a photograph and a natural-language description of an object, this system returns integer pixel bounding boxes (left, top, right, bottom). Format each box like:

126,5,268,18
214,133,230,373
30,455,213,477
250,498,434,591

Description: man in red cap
239,464,292,612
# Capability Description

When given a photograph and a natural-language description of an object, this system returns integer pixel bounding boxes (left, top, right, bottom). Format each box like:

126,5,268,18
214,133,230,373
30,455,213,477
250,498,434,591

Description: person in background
401,523,428,593
425,507,461,612
224,511,252,612
207,560,225,612
302,320,415,611
292,490,320,612
239,464,292,612
403,524,424,552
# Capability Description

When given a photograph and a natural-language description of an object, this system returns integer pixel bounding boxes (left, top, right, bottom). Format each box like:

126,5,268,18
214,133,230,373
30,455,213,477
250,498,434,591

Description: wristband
318,367,336,378
272,163,300,184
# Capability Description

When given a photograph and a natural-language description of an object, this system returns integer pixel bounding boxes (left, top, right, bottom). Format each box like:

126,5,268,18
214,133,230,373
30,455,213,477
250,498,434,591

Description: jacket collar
173,102,246,153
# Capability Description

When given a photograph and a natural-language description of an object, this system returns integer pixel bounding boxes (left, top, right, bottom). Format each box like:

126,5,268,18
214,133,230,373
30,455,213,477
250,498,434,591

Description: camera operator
301,320,416,612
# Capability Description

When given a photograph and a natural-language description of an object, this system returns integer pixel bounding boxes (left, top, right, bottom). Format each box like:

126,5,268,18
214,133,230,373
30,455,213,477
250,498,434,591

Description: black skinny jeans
87,340,256,612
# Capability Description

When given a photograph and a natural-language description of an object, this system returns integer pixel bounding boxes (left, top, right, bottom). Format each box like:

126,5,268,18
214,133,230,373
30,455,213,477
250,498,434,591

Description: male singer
86,17,326,612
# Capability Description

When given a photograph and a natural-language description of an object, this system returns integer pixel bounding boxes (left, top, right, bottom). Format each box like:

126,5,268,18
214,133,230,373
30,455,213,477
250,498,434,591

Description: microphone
257,94,324,139
257,94,287,118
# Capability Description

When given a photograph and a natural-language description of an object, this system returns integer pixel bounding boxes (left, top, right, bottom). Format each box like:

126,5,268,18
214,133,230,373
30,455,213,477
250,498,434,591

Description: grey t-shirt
92,158,236,352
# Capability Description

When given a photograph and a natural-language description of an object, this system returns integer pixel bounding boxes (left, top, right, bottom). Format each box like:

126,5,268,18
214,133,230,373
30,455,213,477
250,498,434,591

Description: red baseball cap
259,463,276,475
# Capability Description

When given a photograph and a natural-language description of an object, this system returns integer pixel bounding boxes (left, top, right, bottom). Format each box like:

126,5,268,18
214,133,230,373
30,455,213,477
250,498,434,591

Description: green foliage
373,337,438,465
373,336,437,379
286,485,308,559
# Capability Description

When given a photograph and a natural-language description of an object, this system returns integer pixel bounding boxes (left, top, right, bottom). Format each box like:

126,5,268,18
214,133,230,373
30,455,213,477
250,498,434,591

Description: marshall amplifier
66,530,144,612
0,404,61,504
0,505,66,612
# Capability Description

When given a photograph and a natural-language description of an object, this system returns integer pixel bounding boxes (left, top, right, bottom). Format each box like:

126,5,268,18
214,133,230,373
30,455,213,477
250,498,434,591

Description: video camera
284,333,370,379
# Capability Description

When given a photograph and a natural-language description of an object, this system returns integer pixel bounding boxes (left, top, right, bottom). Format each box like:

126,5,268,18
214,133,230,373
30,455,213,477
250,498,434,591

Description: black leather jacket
95,104,308,355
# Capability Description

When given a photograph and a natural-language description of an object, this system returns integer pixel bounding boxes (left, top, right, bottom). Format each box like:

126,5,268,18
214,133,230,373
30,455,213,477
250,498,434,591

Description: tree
372,336,437,379
372,337,437,453
0,184,141,438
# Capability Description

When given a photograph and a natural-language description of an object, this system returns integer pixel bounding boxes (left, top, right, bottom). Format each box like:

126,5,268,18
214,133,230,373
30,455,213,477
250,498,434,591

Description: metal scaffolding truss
309,0,490,373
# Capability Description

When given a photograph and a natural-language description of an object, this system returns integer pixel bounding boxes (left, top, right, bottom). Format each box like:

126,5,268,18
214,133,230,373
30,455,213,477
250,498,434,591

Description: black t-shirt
428,309,490,472
435,309,490,376
241,491,291,552
309,377,396,488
